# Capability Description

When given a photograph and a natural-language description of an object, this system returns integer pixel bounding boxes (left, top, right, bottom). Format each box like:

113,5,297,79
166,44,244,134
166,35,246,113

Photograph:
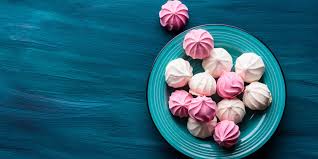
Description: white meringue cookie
243,82,272,110
217,98,246,124
189,72,216,96
235,53,265,83
187,117,217,139
202,48,233,78
165,58,193,88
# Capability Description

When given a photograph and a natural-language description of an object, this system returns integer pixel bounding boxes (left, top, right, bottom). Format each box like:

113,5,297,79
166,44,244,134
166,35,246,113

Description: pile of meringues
165,29,272,148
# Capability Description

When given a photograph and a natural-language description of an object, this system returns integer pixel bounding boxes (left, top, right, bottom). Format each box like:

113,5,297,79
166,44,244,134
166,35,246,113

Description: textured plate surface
147,25,286,159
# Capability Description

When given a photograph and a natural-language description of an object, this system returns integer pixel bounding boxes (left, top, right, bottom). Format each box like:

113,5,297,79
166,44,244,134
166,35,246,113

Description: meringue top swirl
188,96,217,122
165,58,193,88
202,48,233,78
159,0,189,31
235,53,265,83
216,72,244,99
183,29,214,59
213,120,240,148
187,117,217,139
243,82,272,110
216,98,246,124
169,90,193,118
189,72,216,96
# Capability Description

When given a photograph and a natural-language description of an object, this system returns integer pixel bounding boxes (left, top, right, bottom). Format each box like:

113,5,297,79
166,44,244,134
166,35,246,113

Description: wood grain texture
0,0,317,158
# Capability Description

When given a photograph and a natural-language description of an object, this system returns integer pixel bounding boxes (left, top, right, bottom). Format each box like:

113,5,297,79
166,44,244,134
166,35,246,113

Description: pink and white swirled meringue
189,72,216,96
202,48,233,78
216,72,244,99
243,82,272,110
213,120,240,148
235,53,265,83
187,117,217,139
165,58,193,88
169,90,193,118
216,98,246,124
188,96,217,122
183,29,214,59
159,0,189,31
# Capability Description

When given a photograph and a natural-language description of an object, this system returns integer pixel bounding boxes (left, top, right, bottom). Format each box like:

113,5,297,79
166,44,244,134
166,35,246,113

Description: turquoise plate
147,24,286,159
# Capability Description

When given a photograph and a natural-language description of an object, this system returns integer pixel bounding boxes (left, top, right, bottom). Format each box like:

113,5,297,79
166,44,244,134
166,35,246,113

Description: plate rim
146,24,287,158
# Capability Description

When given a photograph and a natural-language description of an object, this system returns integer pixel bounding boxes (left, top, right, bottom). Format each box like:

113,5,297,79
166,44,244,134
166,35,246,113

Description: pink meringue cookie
216,72,244,99
159,0,189,31
183,29,214,59
213,120,240,148
169,90,193,118
188,96,217,122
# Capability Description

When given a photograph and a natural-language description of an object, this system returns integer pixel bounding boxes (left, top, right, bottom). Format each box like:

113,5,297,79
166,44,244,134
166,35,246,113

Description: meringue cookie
159,0,189,31
189,72,216,96
213,120,240,148
168,90,193,118
187,117,217,139
165,58,193,88
235,53,265,83
216,72,244,99
183,29,214,59
188,96,217,122
202,48,233,78
217,98,246,124
243,82,272,110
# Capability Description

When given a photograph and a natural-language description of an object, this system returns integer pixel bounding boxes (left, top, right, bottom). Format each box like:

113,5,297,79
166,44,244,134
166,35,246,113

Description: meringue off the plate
147,25,286,159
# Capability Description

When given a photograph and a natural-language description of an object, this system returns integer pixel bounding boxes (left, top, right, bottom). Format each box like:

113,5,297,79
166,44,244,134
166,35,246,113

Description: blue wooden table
0,0,317,158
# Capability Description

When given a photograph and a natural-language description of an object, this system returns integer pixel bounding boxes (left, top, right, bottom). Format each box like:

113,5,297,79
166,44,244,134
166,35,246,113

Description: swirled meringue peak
165,58,193,88
216,72,244,99
159,0,189,31
189,72,216,96
187,117,217,139
235,53,265,83
183,29,214,59
188,96,217,122
168,90,193,118
243,82,272,110
213,120,240,148
217,98,246,124
202,48,233,78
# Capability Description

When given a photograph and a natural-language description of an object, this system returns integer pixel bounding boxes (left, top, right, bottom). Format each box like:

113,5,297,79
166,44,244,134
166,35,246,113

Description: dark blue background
0,0,317,158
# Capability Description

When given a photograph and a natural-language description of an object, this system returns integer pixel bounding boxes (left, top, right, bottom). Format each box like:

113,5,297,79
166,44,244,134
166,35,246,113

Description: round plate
147,24,286,159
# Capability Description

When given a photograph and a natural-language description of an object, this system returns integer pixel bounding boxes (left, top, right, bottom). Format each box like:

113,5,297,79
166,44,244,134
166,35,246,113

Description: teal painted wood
148,25,286,159
0,0,317,159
